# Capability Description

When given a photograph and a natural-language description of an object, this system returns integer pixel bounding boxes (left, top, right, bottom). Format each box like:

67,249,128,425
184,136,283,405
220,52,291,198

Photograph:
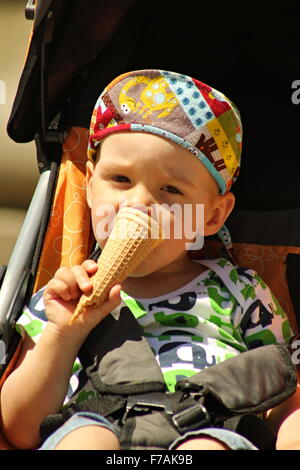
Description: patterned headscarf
88,69,243,249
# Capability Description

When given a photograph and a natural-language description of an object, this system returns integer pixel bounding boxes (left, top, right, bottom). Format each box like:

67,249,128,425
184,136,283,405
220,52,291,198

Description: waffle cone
69,207,164,323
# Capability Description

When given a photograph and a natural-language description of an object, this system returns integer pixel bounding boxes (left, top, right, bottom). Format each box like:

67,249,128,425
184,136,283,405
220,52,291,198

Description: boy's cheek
90,200,118,244
162,205,204,243
93,214,116,244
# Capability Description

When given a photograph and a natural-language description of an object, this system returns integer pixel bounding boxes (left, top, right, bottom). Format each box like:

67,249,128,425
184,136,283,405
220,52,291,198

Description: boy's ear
204,192,235,236
85,160,94,209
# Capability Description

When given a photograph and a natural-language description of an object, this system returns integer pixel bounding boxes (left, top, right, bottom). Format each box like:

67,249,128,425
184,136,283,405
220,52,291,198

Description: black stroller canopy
6,0,300,210
7,0,137,142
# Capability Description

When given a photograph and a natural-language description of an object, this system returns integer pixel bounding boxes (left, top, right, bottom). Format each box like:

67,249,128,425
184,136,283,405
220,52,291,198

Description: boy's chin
126,257,159,278
127,265,153,278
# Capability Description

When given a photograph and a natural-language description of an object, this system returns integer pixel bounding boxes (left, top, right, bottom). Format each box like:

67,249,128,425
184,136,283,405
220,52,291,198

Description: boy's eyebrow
100,161,130,170
100,160,197,188
163,171,197,188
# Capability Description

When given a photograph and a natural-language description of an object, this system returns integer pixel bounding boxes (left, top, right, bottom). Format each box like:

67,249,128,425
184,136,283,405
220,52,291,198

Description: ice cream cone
69,207,164,324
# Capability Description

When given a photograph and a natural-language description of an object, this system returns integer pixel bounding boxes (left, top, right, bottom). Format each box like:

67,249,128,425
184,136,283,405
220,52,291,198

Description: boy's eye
162,185,182,194
113,175,130,183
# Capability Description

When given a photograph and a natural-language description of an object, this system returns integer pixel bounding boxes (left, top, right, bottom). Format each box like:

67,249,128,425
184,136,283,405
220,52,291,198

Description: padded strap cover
178,343,297,414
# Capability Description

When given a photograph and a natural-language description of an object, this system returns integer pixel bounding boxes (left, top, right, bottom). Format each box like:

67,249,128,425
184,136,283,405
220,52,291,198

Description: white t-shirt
16,258,293,403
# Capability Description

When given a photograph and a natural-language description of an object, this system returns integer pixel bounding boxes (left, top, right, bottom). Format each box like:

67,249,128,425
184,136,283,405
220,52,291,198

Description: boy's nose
119,186,154,217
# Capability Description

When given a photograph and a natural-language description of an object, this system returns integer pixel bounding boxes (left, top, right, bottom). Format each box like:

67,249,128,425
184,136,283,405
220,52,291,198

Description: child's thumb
95,284,122,320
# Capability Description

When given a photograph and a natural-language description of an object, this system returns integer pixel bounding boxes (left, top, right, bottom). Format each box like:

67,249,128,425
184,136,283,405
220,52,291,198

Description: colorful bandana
88,69,242,195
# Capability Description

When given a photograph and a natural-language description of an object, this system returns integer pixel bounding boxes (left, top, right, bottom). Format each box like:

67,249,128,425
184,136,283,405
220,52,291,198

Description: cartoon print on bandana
16,259,294,398
119,75,179,119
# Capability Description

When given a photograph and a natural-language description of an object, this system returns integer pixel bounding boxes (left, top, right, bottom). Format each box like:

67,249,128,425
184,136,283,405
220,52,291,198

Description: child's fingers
81,259,98,274
45,278,73,302
70,265,94,294
98,284,122,317
53,266,81,299
54,265,95,298
108,284,122,305
88,284,122,322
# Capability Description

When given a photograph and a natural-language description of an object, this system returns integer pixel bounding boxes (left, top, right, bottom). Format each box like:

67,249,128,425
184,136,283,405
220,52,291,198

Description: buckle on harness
122,392,211,434
172,402,211,434
122,392,171,424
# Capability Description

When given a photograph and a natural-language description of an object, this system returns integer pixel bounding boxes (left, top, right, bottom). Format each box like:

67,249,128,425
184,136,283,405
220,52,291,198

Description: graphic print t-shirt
16,258,293,400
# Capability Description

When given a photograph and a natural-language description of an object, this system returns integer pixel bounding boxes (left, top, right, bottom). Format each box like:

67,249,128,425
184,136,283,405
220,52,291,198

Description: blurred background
0,0,38,265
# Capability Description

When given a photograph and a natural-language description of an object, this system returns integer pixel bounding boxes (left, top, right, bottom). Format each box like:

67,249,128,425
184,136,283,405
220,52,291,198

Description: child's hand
43,260,121,339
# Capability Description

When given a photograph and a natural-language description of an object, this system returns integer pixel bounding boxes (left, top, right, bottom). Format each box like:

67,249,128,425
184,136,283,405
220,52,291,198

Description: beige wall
0,0,39,265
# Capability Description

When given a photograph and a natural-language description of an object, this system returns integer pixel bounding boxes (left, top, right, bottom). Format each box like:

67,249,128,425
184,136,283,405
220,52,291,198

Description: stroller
0,0,299,450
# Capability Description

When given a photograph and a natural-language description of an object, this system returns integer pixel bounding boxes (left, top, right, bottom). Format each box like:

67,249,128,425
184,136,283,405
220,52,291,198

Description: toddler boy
0,70,295,450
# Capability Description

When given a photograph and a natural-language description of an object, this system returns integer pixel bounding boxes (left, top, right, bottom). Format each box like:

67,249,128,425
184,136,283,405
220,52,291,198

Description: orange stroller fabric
33,127,95,293
0,127,95,449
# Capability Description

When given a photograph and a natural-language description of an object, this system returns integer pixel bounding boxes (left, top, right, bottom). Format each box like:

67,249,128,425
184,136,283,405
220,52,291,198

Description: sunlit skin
86,132,235,298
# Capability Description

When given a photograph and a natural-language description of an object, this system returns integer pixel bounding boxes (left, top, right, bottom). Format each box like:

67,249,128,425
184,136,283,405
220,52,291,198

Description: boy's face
86,132,234,278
